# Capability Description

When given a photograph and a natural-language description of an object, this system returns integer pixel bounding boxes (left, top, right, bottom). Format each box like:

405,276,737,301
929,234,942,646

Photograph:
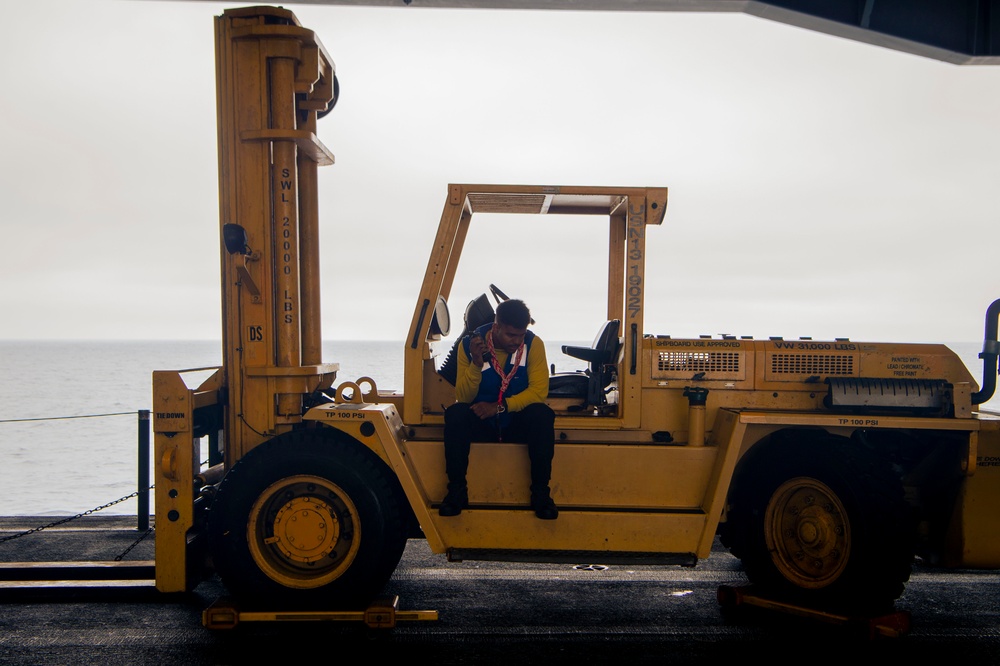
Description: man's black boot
439,485,468,517
530,490,558,520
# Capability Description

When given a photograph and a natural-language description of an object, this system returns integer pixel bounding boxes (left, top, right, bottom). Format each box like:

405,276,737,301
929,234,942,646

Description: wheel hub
766,477,850,588
269,496,339,564
247,475,361,589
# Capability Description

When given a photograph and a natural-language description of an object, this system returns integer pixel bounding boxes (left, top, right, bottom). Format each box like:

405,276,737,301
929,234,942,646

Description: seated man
439,299,557,519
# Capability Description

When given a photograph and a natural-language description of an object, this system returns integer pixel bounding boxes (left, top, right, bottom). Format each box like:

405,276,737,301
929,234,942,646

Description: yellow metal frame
316,179,994,566
152,367,222,593
402,183,667,428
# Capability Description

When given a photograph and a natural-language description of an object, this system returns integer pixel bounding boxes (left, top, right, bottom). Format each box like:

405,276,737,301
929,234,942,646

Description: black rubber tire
207,429,407,609
721,431,914,614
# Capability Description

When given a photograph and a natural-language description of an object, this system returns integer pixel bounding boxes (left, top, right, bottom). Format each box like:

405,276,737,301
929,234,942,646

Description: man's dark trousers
443,402,556,494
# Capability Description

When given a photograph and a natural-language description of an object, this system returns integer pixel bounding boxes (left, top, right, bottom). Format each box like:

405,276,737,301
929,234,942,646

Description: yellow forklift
151,6,1000,631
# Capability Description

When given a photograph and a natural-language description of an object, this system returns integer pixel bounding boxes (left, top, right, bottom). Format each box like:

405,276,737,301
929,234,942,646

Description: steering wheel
488,283,510,305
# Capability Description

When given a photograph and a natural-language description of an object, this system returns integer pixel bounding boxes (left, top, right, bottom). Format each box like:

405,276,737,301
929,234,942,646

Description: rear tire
207,429,407,608
722,431,914,614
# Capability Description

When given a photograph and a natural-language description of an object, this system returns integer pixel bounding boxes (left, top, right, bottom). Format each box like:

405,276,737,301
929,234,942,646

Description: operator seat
548,319,622,409
437,293,496,386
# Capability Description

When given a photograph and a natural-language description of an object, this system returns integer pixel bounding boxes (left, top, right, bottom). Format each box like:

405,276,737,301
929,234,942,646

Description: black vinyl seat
437,294,496,386
548,319,621,408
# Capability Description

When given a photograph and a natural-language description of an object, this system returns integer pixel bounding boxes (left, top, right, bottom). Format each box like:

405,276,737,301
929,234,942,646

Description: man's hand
469,333,487,367
470,401,496,420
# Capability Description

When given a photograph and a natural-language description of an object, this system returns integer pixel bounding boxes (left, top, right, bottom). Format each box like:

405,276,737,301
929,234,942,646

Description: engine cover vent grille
654,351,743,380
770,353,854,376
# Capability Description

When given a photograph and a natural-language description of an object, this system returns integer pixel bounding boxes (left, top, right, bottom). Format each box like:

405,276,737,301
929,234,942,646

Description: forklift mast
152,6,339,593
215,6,339,462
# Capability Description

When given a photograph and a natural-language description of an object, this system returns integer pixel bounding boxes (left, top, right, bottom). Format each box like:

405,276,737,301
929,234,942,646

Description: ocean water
0,339,997,517
0,340,403,518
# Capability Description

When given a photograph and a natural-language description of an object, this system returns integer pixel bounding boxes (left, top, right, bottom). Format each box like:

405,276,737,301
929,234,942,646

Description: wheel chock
202,595,439,630
365,595,400,628
717,585,911,639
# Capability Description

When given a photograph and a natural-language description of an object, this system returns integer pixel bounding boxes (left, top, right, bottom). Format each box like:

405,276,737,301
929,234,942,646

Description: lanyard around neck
486,330,524,405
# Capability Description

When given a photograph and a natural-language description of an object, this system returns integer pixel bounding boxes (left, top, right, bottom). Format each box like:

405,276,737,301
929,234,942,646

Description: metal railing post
138,409,150,531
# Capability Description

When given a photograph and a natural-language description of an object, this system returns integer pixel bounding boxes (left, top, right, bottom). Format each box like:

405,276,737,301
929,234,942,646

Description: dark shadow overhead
227,0,999,65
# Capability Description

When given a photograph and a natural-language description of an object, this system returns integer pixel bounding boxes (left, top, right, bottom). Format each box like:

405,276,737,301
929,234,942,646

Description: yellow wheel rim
247,475,362,589
764,477,850,589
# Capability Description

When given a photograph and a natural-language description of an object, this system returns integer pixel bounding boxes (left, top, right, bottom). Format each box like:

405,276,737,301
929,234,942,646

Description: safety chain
0,455,211,561
113,456,209,560
0,411,137,424
0,487,151,544
0,411,214,561
115,526,155,561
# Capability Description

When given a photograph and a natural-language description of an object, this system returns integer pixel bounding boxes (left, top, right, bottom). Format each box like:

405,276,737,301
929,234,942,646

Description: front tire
207,429,407,608
722,431,914,613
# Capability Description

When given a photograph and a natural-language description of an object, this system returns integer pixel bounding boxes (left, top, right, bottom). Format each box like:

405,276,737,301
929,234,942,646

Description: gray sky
2,0,999,344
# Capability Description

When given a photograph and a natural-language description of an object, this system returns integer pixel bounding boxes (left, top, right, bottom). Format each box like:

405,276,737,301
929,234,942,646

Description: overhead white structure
172,0,1000,65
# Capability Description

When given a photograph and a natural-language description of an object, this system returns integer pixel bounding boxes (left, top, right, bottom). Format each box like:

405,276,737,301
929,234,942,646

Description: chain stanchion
138,409,150,531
